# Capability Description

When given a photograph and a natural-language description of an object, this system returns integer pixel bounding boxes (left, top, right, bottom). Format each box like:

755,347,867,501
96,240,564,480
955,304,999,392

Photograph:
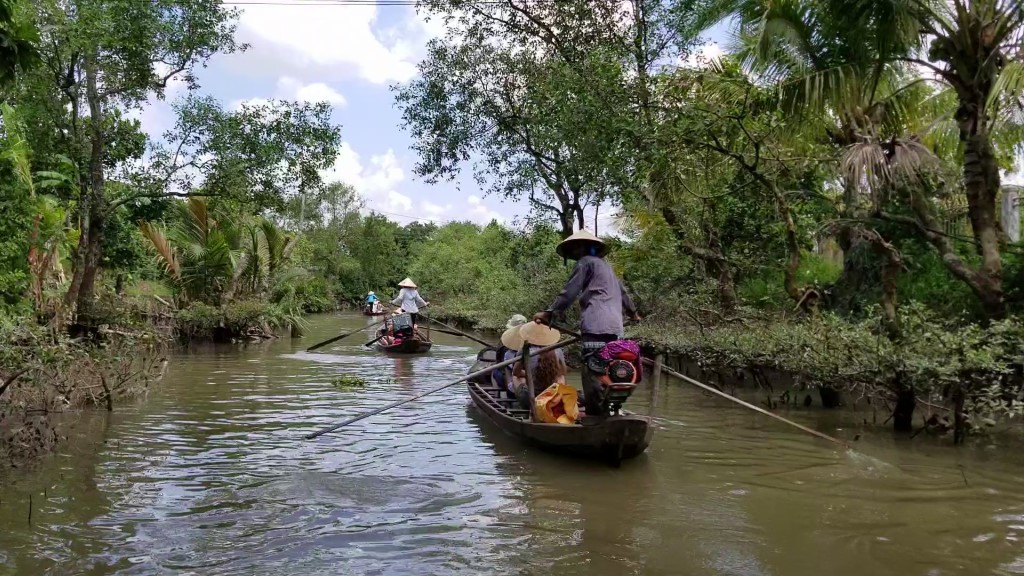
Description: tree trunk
73,50,108,325
962,130,1004,318
951,382,966,445
892,376,915,434
558,209,573,238
896,183,1004,319
64,195,90,316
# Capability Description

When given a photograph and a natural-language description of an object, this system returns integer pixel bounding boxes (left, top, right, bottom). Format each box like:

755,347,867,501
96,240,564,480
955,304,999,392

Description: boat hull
466,354,652,464
376,339,432,354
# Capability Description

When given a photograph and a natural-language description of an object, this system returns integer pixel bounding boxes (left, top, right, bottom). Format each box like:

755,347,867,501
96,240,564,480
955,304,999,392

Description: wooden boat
363,303,386,316
466,348,653,464
374,312,432,353
375,334,433,354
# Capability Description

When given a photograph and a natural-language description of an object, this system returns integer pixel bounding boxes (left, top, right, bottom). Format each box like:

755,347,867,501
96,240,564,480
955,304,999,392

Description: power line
222,0,509,5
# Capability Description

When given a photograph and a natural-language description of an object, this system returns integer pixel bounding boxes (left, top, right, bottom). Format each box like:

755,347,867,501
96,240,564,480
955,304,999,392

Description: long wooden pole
304,337,578,439
643,358,849,448
546,321,849,448
307,315,389,351
420,315,495,348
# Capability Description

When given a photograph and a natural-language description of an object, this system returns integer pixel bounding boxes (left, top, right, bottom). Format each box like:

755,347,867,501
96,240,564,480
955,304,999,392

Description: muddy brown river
2,313,1024,575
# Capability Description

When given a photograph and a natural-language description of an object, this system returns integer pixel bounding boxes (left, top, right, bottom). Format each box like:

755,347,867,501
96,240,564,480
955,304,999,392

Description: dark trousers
410,312,419,325
580,339,610,416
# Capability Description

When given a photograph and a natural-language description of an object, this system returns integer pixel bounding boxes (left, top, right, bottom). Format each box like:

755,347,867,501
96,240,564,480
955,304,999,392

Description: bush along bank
630,304,1024,444
0,319,170,469
173,299,307,344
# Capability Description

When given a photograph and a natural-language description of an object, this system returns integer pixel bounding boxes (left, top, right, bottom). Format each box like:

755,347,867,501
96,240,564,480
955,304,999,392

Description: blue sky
132,1,734,233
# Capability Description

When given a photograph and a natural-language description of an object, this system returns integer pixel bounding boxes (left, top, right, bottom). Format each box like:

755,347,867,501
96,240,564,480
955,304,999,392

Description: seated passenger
494,315,528,394
510,324,565,409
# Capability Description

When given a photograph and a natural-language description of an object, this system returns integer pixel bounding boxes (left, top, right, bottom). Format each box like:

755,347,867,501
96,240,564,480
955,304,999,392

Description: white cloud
323,143,411,214
230,77,347,111
276,77,347,106
466,194,505,224
420,199,452,221
230,2,441,85
230,96,272,111
681,42,724,69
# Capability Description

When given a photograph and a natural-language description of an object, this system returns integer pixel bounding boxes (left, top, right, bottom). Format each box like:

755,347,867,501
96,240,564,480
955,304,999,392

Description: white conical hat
398,277,417,288
519,322,561,347
556,229,608,258
500,325,524,350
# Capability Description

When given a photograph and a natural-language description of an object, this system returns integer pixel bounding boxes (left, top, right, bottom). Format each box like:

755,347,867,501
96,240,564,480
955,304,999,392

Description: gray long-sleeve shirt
392,288,427,313
546,256,636,337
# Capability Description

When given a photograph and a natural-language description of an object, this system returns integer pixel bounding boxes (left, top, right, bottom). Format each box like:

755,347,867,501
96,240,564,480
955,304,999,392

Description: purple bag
598,340,641,362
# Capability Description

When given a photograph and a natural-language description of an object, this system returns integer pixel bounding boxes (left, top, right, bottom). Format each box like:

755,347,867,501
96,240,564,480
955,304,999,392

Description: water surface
2,313,1024,575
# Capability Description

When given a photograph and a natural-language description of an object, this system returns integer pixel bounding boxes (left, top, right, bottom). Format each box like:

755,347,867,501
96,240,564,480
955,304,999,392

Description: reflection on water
2,314,1024,575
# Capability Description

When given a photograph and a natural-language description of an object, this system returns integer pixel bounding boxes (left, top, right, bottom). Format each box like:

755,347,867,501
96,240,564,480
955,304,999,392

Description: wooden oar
307,315,389,351
547,321,849,448
304,336,578,439
419,315,495,348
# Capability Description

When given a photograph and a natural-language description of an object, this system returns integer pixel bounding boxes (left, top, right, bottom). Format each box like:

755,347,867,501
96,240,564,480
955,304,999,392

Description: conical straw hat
501,326,525,350
519,322,561,347
555,229,608,259
398,277,417,288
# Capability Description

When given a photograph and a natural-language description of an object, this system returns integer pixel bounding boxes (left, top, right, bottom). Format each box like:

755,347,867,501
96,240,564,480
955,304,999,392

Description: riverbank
0,319,170,470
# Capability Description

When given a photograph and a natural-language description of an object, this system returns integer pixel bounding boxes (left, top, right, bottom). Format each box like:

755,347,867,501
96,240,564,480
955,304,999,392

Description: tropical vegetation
1,0,1024,466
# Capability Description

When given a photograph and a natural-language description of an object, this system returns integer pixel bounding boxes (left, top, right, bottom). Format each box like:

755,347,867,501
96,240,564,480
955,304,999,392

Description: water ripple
2,314,1024,575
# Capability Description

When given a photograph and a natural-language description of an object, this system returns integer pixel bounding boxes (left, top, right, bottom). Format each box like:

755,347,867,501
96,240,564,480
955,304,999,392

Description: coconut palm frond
991,58,1024,132
139,222,182,280
889,137,939,182
842,141,892,199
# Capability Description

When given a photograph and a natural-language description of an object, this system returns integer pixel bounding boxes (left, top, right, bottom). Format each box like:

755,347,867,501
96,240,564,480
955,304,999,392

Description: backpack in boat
391,313,414,338
585,340,642,385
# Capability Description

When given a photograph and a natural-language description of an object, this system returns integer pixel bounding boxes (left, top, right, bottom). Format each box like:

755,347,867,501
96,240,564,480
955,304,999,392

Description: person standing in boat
532,229,640,419
392,278,429,325
366,291,379,313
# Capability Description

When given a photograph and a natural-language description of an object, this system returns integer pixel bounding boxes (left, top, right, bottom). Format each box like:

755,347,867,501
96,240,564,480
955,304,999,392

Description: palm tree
140,198,242,305
705,0,1024,318
140,197,300,306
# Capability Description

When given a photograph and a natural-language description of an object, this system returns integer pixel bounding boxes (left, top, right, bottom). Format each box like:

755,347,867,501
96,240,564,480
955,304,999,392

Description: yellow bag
533,383,579,425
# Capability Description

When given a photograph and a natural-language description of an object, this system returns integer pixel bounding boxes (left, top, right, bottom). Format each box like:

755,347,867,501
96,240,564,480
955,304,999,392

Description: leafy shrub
632,303,1024,433
175,298,305,342
738,252,842,308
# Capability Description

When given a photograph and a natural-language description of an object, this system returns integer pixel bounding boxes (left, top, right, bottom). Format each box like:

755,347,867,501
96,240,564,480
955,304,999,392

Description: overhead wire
221,0,512,5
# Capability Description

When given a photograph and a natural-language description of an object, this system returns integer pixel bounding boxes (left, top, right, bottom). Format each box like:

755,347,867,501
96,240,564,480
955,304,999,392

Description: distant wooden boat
376,334,432,352
466,348,652,465
363,303,386,316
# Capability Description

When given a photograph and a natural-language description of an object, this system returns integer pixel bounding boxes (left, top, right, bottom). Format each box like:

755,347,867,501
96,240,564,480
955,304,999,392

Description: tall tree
395,41,611,237
402,0,713,237
19,0,243,323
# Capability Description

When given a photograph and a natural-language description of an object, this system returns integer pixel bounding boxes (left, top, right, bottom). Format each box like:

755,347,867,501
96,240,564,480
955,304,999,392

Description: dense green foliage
0,0,1023,453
